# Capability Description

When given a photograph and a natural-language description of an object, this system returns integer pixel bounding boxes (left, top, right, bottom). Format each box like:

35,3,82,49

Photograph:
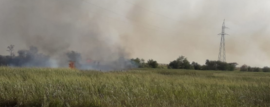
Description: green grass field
0,67,269,107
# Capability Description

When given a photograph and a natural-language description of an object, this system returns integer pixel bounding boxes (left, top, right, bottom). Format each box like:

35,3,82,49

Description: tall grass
0,67,270,107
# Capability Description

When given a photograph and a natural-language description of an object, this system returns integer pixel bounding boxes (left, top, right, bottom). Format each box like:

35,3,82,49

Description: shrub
131,58,147,68
240,65,248,71
192,62,202,70
204,60,236,71
262,66,270,72
252,67,261,72
168,56,192,69
147,59,158,68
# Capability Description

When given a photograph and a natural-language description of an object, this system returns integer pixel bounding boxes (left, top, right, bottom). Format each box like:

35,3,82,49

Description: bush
252,67,261,72
147,59,158,68
262,67,270,72
240,65,248,71
192,62,202,70
168,56,192,69
228,63,237,71
204,60,236,71
247,66,252,71
131,58,147,68
168,60,180,69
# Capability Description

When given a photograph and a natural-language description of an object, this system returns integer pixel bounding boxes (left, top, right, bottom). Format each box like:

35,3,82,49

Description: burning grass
0,67,270,107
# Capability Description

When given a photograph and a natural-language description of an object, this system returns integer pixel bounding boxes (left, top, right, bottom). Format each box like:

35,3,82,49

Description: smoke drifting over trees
0,46,135,71
0,0,136,70
0,0,269,68
0,46,51,67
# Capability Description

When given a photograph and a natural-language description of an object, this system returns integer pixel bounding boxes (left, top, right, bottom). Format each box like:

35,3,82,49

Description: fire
69,61,76,69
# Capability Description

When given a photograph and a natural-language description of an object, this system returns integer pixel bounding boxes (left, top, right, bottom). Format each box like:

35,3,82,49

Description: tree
240,65,248,71
253,67,261,72
182,59,192,69
216,61,228,71
262,67,270,72
204,60,236,71
192,62,202,70
147,59,158,68
168,56,192,69
7,45,15,58
204,60,217,70
177,56,186,62
228,63,237,71
131,58,141,65
131,58,147,68
168,60,180,69
247,66,252,72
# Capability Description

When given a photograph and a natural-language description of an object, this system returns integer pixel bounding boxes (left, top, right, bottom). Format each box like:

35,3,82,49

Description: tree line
1,44,269,72
131,56,270,72
131,56,238,71
240,65,270,72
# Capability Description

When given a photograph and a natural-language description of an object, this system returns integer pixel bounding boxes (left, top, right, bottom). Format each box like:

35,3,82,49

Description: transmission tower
218,20,228,62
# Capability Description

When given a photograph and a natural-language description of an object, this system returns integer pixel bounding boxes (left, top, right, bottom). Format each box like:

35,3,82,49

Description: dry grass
0,67,270,107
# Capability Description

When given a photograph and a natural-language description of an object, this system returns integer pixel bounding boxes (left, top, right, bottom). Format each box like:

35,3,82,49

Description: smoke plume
0,0,269,68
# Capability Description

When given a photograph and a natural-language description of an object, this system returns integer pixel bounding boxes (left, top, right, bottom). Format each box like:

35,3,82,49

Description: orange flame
69,61,76,69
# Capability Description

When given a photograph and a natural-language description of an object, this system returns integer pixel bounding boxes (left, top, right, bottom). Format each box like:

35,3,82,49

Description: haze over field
0,0,269,67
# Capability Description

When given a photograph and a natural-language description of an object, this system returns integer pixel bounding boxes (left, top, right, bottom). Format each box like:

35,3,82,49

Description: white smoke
0,0,269,68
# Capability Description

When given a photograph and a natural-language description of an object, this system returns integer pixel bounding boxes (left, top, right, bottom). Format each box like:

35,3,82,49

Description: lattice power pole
218,20,228,62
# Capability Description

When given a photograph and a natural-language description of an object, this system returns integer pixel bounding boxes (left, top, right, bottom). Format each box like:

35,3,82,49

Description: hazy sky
0,0,270,67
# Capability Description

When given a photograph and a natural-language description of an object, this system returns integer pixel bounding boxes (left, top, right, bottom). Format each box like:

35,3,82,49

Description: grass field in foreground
0,67,270,107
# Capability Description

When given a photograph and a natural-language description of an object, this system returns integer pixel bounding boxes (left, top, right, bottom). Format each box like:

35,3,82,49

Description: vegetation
131,58,158,68
203,60,237,71
240,64,249,71
262,67,270,72
147,59,158,68
0,67,270,107
191,62,202,70
168,56,193,69
166,56,237,71
240,65,270,72
130,55,270,73
131,55,270,73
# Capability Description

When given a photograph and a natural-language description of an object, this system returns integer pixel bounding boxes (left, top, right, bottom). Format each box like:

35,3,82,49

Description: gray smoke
0,0,270,68
0,0,136,70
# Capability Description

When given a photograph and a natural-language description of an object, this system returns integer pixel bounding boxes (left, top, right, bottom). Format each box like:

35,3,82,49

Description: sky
0,0,270,67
